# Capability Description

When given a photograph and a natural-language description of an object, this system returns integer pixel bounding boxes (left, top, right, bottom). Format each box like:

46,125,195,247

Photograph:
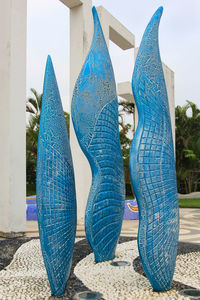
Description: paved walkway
178,192,200,199
179,208,200,244
121,208,200,245
25,208,200,245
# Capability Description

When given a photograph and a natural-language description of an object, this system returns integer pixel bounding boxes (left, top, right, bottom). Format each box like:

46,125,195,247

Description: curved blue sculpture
130,7,179,291
36,56,77,296
71,7,125,262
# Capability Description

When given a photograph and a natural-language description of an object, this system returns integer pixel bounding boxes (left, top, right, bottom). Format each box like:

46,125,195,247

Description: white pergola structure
0,0,175,235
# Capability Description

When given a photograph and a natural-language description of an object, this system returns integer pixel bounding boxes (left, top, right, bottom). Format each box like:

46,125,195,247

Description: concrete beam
117,81,134,102
117,81,138,130
59,0,83,9
97,6,135,49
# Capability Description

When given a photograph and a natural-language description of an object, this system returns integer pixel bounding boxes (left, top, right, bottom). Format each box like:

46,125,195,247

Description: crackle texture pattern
36,56,77,296
71,7,125,262
129,7,179,291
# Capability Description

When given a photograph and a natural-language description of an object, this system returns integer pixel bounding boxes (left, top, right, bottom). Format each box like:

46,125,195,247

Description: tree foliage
175,100,200,193
118,100,135,196
26,89,42,185
118,99,200,195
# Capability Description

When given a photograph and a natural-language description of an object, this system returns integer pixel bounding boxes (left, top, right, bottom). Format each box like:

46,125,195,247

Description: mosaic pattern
36,56,77,296
130,7,179,291
71,6,125,262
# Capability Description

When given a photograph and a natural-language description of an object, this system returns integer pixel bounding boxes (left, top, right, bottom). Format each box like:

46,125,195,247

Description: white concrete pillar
0,0,26,236
60,0,93,225
69,0,94,225
162,62,175,147
117,81,137,132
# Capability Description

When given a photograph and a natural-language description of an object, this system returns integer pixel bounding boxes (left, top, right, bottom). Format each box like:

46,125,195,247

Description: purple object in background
123,199,139,220
26,195,37,220
27,195,138,221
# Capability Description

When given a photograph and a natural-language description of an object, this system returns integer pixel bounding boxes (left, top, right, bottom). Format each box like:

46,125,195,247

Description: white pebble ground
0,239,199,300
0,239,50,300
74,240,200,300
0,238,83,300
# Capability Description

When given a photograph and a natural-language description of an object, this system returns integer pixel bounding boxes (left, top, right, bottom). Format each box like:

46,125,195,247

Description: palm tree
26,89,43,189
26,88,42,115
118,99,135,133
176,100,200,193
118,99,135,197
26,88,42,160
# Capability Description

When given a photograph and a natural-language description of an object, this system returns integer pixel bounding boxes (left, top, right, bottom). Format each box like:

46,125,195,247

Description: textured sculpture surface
36,56,77,296
129,7,179,291
71,7,125,262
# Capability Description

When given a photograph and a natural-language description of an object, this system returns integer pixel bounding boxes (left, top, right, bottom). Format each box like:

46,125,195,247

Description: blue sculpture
36,56,77,296
71,7,125,262
130,7,179,291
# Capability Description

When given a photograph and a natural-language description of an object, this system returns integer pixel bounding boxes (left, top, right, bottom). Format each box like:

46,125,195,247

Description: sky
27,0,200,112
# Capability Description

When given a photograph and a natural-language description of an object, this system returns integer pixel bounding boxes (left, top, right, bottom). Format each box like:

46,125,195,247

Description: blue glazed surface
36,56,77,296
71,7,125,262
130,7,179,291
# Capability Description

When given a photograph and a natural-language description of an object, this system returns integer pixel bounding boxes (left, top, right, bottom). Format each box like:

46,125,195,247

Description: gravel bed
74,240,200,300
0,237,199,300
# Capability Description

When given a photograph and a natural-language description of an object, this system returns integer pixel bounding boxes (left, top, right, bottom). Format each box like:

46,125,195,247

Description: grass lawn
125,196,200,208
125,196,134,200
179,198,200,208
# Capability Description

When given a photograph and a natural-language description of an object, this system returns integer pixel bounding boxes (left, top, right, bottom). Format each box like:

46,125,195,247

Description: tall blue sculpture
36,56,77,296
71,7,125,262
130,7,179,291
